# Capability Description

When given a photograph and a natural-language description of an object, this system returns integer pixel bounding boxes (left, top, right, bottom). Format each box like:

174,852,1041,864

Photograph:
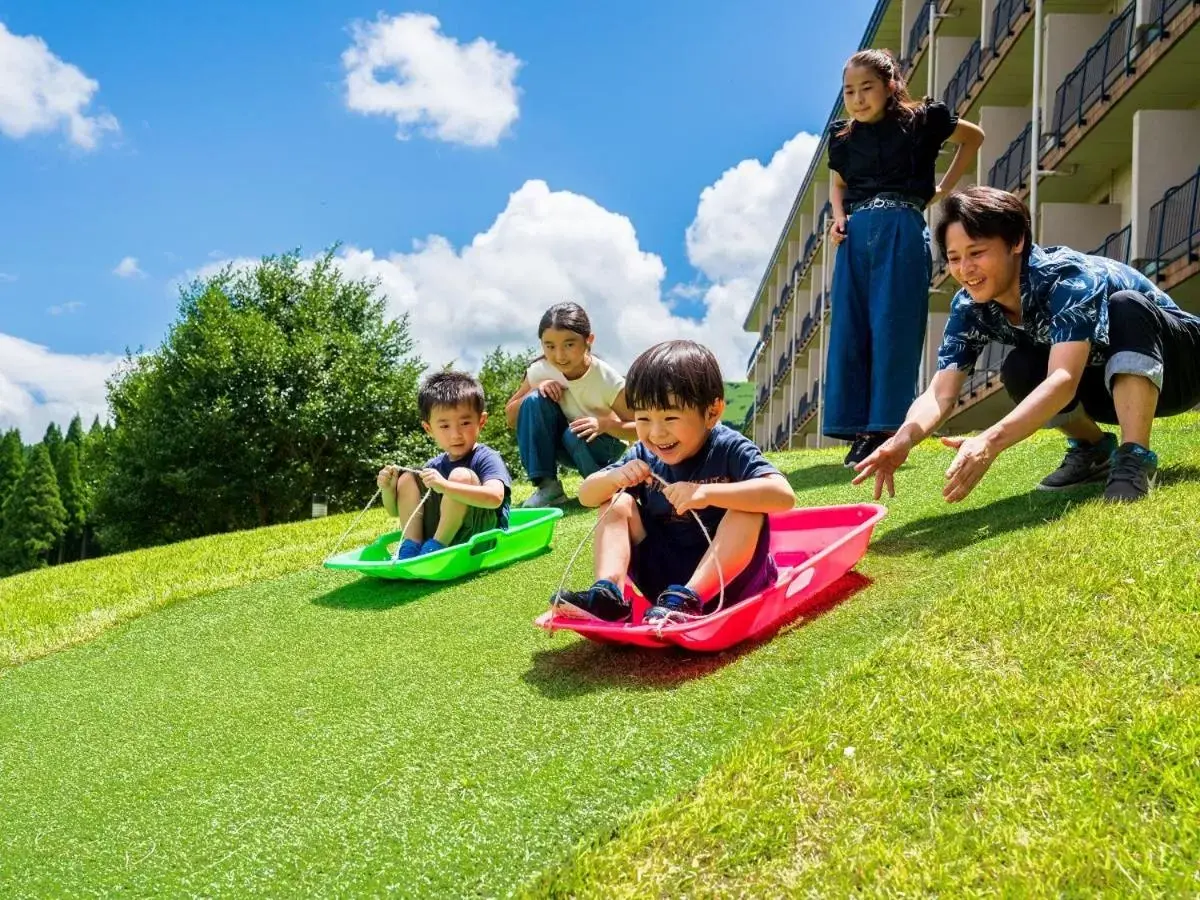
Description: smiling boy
549,340,795,624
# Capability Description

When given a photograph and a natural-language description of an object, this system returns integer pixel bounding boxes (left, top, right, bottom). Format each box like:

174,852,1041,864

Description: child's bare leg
594,492,646,591
687,511,763,600
433,468,480,544
396,473,425,542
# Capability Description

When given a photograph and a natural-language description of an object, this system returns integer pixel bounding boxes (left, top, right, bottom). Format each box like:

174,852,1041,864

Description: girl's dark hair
836,49,923,138
537,302,592,341
625,341,725,412
934,186,1033,261
418,371,485,421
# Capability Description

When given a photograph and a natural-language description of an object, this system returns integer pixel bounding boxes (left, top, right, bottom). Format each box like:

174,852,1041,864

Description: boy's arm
437,478,506,509
577,468,626,508
689,474,794,514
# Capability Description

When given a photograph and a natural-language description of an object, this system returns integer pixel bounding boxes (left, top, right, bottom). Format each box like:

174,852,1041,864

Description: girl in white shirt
505,302,636,507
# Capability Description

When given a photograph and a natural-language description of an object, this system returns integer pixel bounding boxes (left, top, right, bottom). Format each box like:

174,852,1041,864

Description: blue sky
0,0,874,434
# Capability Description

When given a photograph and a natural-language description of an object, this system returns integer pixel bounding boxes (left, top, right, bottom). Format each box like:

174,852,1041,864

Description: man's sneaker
1104,442,1158,504
1036,433,1117,491
642,585,705,624
522,479,568,508
550,579,631,622
843,432,890,469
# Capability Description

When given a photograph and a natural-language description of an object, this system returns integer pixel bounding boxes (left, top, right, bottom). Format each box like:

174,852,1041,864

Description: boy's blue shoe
550,578,631,622
642,584,705,624
394,538,422,561
419,538,447,556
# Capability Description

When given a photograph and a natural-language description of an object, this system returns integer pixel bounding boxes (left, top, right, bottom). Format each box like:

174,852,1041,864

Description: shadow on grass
783,463,857,496
1157,463,1200,488
522,571,872,698
872,489,1081,558
311,577,447,610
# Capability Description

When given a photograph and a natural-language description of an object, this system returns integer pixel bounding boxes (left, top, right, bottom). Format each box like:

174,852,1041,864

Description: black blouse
828,100,959,206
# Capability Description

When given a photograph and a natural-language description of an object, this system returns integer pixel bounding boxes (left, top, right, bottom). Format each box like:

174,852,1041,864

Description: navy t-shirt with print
425,443,512,529
936,244,1188,375
605,424,781,558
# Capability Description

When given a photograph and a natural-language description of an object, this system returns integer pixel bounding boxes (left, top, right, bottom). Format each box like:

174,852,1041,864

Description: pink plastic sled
534,503,886,652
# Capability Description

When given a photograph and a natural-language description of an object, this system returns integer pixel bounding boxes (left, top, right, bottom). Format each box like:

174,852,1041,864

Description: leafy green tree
96,250,427,550
477,346,534,480
0,429,24,517
0,444,67,575
42,423,64,468
78,418,110,559
54,442,86,563
65,414,86,448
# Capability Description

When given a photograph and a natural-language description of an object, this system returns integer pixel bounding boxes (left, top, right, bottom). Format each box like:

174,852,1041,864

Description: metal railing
905,0,935,70
1047,3,1138,147
943,39,983,114
989,0,1029,55
956,342,1012,407
1148,0,1194,36
1088,223,1132,265
1143,167,1200,274
988,121,1031,192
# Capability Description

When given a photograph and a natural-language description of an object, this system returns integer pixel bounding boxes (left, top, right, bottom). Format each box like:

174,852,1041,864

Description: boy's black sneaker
1036,433,1117,491
1104,443,1158,504
550,579,631,622
843,432,890,469
642,585,705,624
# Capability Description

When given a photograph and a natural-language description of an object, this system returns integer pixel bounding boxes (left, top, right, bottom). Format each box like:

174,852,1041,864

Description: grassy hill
722,380,755,430
2,415,1198,896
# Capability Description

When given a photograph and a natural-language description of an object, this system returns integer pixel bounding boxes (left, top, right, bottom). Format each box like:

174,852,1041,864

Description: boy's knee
447,468,480,486
718,509,765,535
601,492,636,517
397,471,421,494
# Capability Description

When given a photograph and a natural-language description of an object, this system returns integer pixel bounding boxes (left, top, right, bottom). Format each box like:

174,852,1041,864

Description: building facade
743,0,1199,449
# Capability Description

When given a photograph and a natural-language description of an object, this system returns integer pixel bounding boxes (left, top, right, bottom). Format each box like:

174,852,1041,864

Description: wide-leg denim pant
823,204,931,439
516,392,626,481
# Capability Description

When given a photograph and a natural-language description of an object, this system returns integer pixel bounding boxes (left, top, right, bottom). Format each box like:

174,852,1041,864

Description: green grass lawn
722,380,755,429
1,416,1199,897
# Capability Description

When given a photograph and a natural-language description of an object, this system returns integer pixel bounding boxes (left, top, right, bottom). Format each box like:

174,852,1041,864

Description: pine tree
0,429,24,515
42,422,64,469
65,414,86,448
0,444,67,575
55,442,86,563
80,418,110,560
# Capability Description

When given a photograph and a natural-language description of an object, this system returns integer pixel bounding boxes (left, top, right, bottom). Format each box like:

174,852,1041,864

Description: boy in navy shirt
551,340,795,624
377,371,511,559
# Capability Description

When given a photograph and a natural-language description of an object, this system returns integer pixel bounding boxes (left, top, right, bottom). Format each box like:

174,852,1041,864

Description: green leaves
0,445,67,573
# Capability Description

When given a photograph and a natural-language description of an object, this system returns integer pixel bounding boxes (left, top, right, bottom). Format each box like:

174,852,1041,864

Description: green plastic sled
323,506,565,581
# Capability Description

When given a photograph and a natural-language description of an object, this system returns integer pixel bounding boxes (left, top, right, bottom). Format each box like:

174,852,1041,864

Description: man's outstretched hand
940,434,996,503
853,433,914,499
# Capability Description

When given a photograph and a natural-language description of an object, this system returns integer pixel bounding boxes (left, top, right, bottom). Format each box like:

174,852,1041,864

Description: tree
0,444,67,575
96,250,428,550
55,442,86,563
65,414,86,448
78,418,110,559
42,422,64,468
0,429,24,517
477,346,534,480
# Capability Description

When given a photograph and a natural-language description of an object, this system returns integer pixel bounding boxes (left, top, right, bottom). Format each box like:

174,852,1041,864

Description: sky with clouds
0,0,873,436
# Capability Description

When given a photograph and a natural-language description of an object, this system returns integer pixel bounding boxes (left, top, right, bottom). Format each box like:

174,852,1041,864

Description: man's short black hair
418,370,485,421
625,340,725,412
935,186,1033,261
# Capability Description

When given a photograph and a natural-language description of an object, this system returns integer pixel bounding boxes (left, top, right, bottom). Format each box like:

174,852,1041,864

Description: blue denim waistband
849,194,924,214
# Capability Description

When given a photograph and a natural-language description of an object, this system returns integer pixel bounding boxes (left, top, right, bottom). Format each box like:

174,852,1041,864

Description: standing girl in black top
823,49,984,466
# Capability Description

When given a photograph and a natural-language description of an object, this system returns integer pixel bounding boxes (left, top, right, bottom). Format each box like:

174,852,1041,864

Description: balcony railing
1143,167,1200,276
988,121,1031,192
943,38,983,114
989,0,1029,55
1047,3,1138,147
1089,223,1132,265
1148,0,1193,36
956,342,1012,407
905,0,935,70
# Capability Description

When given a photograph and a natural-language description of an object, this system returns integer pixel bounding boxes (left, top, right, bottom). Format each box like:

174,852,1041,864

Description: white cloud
0,22,119,150
0,333,119,437
686,131,820,283
47,301,83,316
342,12,520,147
0,272,16,283
113,256,144,278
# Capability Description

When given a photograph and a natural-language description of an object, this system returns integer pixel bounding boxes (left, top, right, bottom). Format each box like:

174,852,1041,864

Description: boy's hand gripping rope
325,466,432,562
549,471,725,637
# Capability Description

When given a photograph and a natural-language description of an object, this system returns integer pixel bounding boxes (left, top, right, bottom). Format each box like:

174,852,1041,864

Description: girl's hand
418,468,449,494
830,215,848,247
376,465,400,489
569,416,602,442
662,481,708,514
537,380,565,403
612,459,651,490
